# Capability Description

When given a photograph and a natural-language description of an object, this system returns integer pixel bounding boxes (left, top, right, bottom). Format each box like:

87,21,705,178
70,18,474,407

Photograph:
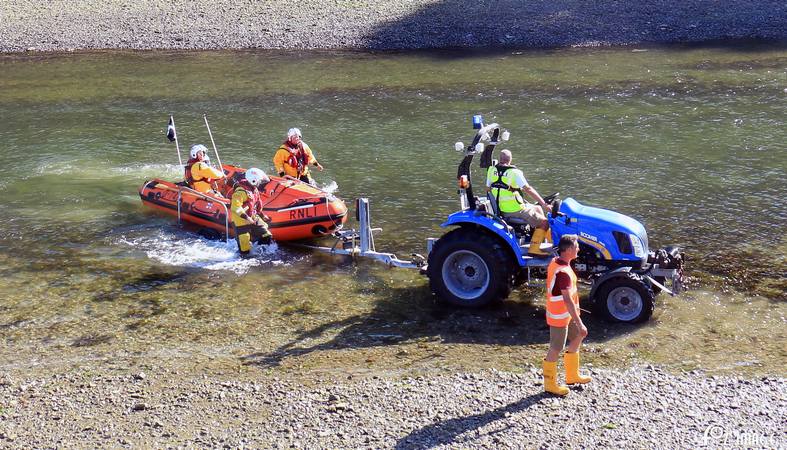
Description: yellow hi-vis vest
486,165,525,213
545,257,580,327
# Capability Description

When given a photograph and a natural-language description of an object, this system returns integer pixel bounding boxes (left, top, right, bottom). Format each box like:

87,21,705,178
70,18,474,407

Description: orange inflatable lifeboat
139,164,348,241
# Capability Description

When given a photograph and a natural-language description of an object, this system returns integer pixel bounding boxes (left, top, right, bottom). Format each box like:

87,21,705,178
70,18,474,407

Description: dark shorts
548,321,581,352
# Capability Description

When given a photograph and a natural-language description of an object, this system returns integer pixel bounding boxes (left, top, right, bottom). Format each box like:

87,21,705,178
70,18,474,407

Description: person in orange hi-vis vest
272,127,323,185
543,234,592,396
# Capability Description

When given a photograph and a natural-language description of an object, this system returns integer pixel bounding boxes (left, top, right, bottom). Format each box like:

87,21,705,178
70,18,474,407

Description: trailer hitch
647,246,686,295
298,198,426,270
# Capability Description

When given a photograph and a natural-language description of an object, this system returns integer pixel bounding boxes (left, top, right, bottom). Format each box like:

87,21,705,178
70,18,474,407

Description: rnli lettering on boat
289,207,316,220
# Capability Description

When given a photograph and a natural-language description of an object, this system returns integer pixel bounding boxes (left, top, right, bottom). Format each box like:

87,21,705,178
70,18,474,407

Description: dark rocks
132,402,149,411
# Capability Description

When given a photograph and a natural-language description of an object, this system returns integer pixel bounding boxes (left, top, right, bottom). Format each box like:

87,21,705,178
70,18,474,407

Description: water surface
0,45,785,376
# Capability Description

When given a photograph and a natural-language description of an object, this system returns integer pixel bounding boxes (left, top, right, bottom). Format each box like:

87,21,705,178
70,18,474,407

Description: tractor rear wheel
427,227,515,307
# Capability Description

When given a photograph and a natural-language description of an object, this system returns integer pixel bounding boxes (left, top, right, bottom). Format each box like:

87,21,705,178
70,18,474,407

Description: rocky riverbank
1,0,786,53
1,365,783,448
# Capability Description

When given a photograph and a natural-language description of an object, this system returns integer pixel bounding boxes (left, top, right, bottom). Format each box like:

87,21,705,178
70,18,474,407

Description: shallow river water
0,45,785,376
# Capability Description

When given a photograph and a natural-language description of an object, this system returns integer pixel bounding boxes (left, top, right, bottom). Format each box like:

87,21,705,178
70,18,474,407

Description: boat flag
166,117,177,142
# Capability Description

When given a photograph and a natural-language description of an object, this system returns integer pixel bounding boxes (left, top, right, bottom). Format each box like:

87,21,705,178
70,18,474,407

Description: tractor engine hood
560,198,649,261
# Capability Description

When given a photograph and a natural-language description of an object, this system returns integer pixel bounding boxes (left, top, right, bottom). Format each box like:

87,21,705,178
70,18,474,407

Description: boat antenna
168,115,183,166
203,114,224,171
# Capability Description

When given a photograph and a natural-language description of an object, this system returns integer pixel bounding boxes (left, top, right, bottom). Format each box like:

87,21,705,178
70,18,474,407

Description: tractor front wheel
594,274,655,323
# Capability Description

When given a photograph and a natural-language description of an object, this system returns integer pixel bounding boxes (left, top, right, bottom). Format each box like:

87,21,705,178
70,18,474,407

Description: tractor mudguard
440,210,527,266
588,266,633,299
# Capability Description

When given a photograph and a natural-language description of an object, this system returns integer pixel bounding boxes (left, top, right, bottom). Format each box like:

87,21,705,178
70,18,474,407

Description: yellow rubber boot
543,360,569,396
564,352,592,385
528,228,548,256
237,232,252,256
545,227,553,243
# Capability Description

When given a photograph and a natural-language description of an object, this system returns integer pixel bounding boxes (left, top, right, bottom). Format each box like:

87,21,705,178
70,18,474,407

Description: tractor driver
486,149,553,256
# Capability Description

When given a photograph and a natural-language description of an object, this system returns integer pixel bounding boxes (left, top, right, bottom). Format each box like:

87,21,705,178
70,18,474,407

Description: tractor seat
486,192,529,224
501,215,528,225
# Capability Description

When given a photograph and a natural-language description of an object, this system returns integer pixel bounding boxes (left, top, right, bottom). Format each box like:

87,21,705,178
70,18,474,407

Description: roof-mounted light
472,115,483,129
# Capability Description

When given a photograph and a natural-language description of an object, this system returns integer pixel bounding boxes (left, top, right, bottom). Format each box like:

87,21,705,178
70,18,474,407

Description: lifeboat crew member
486,149,553,256
185,144,225,196
230,168,273,257
273,127,323,185
542,234,591,396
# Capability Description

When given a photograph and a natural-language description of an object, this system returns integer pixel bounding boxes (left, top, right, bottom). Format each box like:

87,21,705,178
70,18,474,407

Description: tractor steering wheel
543,192,559,204
550,198,563,219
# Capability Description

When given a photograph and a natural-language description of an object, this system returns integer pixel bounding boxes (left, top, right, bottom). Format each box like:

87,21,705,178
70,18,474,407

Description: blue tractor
426,116,685,323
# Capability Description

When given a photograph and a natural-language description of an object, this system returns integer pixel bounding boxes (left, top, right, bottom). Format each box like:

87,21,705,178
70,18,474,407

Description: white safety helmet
245,168,269,187
190,144,208,159
287,127,302,139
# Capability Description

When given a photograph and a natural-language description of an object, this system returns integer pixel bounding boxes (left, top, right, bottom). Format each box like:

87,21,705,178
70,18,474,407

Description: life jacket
284,142,308,176
236,180,260,219
545,257,579,327
184,157,200,184
486,164,524,213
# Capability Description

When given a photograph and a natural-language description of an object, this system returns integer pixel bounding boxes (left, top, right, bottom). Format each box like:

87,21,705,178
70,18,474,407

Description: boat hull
139,165,347,241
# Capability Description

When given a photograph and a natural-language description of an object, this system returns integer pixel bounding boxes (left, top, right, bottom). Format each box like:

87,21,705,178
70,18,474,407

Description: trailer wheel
595,274,654,323
427,227,514,307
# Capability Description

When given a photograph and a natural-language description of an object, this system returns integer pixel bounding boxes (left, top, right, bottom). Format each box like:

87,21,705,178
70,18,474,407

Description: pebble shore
1,0,786,53
1,365,784,448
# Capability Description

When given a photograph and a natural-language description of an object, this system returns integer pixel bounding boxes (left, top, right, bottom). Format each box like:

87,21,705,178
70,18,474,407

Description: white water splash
113,163,184,179
35,161,76,176
117,230,283,274
35,161,183,180
320,180,339,194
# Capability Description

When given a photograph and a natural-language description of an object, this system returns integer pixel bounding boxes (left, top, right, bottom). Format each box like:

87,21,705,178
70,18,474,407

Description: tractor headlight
630,234,645,258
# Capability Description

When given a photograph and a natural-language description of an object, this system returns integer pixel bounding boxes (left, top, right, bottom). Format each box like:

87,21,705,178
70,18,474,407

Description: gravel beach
2,366,784,448
1,0,786,53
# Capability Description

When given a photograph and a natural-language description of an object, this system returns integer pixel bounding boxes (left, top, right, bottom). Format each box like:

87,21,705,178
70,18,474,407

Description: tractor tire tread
427,226,515,307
